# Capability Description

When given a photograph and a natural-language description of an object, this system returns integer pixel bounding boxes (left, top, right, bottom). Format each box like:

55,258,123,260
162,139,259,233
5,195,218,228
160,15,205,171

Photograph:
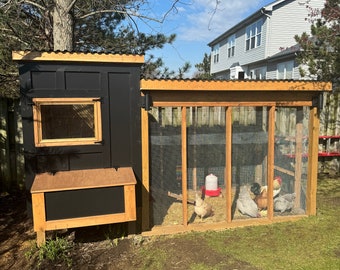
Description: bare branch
78,9,163,23
66,0,77,14
208,0,221,31
19,0,46,11
159,0,181,23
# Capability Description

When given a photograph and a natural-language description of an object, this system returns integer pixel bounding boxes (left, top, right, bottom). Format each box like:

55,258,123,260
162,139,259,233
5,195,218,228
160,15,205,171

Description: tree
0,0,185,97
294,0,340,91
193,53,213,80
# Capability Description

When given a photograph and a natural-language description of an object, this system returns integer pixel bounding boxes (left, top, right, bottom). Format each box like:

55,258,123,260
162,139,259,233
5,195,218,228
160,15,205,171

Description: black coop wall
16,53,143,217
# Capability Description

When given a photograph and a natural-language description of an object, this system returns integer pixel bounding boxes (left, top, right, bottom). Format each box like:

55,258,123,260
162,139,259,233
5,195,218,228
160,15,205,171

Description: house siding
209,0,325,79
267,0,324,57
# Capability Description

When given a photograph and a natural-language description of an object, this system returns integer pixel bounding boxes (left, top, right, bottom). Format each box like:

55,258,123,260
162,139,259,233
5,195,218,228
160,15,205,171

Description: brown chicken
254,188,268,210
194,193,213,221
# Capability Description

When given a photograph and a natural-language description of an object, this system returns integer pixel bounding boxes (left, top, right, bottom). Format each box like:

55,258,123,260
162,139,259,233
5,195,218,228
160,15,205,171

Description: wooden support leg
36,231,46,247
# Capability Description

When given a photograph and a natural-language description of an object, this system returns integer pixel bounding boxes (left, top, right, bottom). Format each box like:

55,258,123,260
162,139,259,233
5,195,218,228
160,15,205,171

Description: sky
133,0,275,76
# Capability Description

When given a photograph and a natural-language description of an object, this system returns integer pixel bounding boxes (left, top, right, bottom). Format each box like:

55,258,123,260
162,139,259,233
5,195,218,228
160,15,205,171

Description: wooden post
267,106,275,220
307,107,319,215
141,108,150,231
294,108,303,208
226,107,232,223
181,107,188,225
32,193,46,246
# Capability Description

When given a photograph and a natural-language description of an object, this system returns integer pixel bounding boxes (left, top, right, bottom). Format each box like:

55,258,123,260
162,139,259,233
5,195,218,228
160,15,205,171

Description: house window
227,35,235,58
33,98,102,147
246,20,262,51
250,67,266,80
212,44,220,63
277,61,294,79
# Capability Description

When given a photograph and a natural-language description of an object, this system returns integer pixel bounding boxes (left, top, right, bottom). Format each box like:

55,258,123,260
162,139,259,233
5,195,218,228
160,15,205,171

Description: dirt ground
0,191,259,270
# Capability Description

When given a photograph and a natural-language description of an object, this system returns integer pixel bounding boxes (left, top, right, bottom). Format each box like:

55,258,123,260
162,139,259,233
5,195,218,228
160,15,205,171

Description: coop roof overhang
140,79,332,107
12,51,144,64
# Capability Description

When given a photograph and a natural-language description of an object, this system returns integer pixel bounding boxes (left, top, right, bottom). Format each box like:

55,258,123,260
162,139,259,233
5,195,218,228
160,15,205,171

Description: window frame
277,61,294,79
227,35,236,58
212,44,220,63
245,20,262,51
32,97,102,147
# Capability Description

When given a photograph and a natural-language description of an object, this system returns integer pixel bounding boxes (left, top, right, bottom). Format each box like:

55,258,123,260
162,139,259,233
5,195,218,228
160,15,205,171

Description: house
208,0,325,80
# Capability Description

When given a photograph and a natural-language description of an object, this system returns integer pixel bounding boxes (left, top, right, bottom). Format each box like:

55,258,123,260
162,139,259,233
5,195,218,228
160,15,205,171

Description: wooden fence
1,92,339,191
0,98,24,192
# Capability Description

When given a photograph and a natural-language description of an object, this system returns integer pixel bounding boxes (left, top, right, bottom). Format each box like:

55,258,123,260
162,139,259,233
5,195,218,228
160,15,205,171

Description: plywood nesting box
13,51,144,245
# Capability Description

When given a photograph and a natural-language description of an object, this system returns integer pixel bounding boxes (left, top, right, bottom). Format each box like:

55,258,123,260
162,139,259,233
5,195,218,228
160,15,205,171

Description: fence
1,92,339,192
0,98,24,192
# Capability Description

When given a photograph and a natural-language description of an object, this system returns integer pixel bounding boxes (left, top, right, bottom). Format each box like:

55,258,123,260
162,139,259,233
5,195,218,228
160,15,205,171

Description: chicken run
148,107,309,227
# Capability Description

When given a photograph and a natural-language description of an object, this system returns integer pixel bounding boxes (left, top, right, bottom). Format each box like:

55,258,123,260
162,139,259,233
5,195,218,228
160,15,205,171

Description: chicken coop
13,51,144,245
13,51,332,242
140,79,332,235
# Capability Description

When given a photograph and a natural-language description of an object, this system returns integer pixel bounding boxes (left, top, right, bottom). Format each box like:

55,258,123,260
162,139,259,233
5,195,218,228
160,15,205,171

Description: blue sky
133,0,275,76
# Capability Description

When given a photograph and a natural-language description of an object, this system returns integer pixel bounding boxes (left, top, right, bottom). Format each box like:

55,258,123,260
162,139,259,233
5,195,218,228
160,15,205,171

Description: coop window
33,98,102,147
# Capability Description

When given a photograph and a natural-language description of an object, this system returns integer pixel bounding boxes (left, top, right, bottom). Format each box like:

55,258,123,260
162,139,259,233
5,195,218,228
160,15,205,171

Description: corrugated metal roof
12,51,145,63
140,78,332,91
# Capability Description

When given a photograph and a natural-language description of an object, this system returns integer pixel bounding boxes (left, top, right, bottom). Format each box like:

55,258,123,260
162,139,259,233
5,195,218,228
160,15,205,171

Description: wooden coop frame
140,79,332,235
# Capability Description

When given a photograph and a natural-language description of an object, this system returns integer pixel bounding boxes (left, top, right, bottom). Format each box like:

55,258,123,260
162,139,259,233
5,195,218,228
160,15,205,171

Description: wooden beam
267,106,276,220
31,192,46,246
141,108,150,231
141,79,332,92
294,108,303,208
181,107,188,226
307,107,319,215
225,107,233,223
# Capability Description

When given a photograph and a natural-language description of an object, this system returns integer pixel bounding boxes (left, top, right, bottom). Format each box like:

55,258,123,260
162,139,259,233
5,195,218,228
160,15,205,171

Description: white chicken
259,176,282,198
237,186,259,218
274,193,296,213
194,193,213,221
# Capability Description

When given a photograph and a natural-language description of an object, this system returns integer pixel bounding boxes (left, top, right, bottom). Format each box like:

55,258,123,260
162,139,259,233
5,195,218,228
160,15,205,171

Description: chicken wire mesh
148,106,309,227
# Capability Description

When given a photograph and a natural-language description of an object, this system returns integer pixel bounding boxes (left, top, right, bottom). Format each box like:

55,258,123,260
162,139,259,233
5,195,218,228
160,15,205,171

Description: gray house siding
267,0,324,57
209,0,325,79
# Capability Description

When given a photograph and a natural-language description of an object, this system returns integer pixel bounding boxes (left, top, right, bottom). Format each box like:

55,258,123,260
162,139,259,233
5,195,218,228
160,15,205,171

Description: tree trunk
53,0,74,51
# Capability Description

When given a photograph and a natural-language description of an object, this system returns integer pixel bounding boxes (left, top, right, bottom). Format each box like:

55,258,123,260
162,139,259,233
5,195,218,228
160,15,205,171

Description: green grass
26,236,73,268
137,177,340,270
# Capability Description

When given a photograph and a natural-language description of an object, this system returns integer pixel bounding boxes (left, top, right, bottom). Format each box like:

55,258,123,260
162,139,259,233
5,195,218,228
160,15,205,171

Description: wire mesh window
32,98,102,147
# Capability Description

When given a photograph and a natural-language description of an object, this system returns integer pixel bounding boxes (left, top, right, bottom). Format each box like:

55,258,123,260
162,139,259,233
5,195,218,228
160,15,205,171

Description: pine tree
0,0,185,97
194,53,213,80
294,0,339,91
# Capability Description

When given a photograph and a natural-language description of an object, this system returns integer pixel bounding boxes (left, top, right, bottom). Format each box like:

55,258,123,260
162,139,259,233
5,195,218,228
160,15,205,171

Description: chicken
250,182,261,196
194,193,213,221
273,176,282,190
251,176,282,210
274,193,296,213
254,188,268,210
237,186,259,218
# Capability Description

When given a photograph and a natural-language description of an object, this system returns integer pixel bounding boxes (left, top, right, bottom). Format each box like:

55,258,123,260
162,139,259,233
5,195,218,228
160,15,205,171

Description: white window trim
227,35,236,58
212,44,220,63
277,61,294,79
245,20,262,51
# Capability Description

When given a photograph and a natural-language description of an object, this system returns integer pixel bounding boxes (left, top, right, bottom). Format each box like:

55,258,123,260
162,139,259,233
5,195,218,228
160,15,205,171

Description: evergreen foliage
294,0,339,91
0,0,190,97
